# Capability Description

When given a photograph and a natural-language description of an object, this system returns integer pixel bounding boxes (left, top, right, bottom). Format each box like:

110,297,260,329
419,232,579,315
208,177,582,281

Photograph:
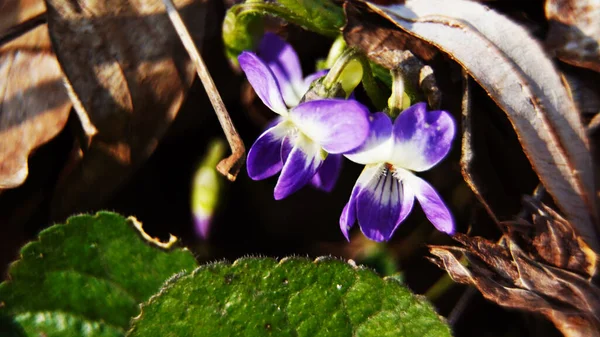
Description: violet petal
238,51,289,116
258,33,305,107
290,99,370,154
345,112,394,165
340,189,359,241
246,122,289,180
274,135,324,200
391,102,455,172
355,164,415,242
340,164,381,240
310,154,343,192
401,168,454,234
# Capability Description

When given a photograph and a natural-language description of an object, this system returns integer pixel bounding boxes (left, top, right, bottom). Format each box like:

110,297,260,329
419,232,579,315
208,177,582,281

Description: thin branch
162,0,245,181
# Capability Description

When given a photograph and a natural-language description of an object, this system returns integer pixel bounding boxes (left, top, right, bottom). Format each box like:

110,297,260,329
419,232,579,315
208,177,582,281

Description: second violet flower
341,103,456,242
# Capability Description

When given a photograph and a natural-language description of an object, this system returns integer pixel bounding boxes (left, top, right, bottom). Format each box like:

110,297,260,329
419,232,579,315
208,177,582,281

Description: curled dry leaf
429,198,600,337
0,24,72,189
43,0,206,218
545,0,600,73
345,0,599,251
0,0,46,41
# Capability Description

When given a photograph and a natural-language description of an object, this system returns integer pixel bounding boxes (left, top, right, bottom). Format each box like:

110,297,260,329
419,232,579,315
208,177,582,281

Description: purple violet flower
239,38,370,200
256,33,341,192
340,103,456,242
257,33,328,108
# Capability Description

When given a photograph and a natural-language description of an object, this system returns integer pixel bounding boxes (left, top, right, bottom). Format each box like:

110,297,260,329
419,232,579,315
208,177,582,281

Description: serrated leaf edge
127,256,450,336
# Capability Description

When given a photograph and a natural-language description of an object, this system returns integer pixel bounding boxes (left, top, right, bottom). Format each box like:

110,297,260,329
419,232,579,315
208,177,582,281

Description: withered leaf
43,0,206,218
0,24,72,189
430,200,600,337
522,196,597,278
348,0,598,251
545,0,600,73
430,247,600,337
0,0,46,40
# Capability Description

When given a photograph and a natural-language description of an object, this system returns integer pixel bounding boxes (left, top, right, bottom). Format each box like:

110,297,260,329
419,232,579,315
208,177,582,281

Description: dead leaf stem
162,0,245,181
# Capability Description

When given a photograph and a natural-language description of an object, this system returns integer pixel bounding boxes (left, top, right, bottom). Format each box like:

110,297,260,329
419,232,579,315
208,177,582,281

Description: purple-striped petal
258,33,305,107
400,168,454,234
390,102,455,172
290,99,370,154
340,164,380,240
310,154,343,192
345,112,394,165
355,164,415,242
246,122,289,180
274,135,325,200
238,51,289,116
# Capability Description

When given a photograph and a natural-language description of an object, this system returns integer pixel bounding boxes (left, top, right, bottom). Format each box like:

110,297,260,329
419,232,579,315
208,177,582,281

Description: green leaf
275,0,345,36
223,5,264,63
0,212,198,336
128,257,451,337
222,0,344,65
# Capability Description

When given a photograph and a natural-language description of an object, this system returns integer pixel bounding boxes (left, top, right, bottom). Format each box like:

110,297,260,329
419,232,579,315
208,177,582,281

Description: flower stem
357,56,387,111
321,48,386,110
387,67,405,119
424,255,468,301
322,48,361,93
324,36,347,69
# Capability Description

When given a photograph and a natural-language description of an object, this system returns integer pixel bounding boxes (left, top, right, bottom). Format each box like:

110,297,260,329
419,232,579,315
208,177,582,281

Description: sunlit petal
238,51,289,116
258,33,305,107
345,112,394,165
290,99,370,154
399,168,454,234
356,164,414,241
390,102,455,171
339,164,381,240
274,134,325,200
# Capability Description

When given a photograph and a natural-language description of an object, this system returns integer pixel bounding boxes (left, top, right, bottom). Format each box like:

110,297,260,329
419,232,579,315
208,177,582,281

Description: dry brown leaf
0,0,46,39
343,1,438,63
458,71,500,224
346,0,599,251
546,0,600,73
431,247,600,337
0,24,72,189
43,0,206,218
430,200,600,337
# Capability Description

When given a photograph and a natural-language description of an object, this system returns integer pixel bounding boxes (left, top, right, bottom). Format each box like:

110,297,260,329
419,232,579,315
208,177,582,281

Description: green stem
322,48,360,91
324,36,347,69
423,273,455,302
321,48,386,110
424,256,468,301
387,67,405,119
357,55,387,111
